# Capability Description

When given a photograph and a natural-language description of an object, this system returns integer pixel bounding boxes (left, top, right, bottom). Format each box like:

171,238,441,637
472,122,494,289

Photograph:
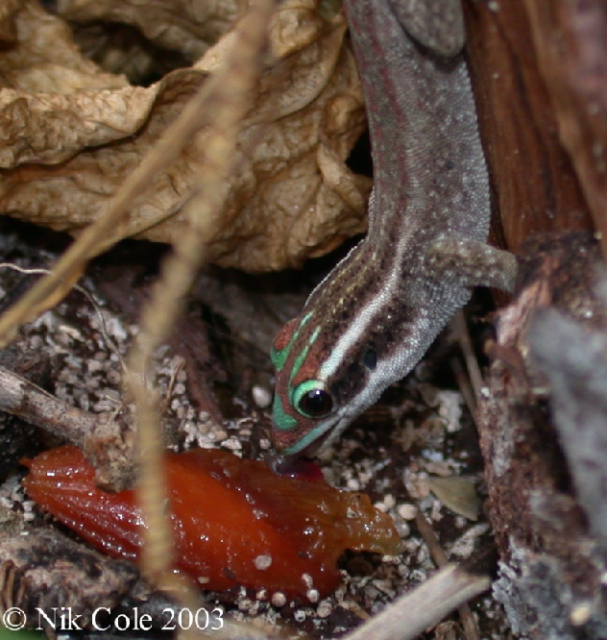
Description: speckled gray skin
270,0,516,457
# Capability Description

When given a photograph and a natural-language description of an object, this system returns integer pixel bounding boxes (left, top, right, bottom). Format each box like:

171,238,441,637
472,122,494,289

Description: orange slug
22,446,402,597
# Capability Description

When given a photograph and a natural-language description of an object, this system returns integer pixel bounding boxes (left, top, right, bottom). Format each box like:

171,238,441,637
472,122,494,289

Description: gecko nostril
363,348,377,370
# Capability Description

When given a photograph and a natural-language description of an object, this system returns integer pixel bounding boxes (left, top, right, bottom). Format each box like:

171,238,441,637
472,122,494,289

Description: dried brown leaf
0,0,20,44
68,23,181,84
57,0,244,61
0,0,368,272
0,1,126,92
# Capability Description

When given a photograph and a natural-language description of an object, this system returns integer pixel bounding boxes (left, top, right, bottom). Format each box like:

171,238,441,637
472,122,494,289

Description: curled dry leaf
0,0,369,272
0,1,127,94
57,0,243,62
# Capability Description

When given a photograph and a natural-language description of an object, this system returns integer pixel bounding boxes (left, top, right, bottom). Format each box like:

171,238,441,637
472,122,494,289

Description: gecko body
270,0,516,458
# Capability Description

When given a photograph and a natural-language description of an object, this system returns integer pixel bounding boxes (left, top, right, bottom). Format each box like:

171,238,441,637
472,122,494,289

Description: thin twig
0,264,126,372
0,365,132,490
124,0,274,598
344,564,490,640
415,512,482,640
0,365,99,444
451,357,478,429
453,310,483,406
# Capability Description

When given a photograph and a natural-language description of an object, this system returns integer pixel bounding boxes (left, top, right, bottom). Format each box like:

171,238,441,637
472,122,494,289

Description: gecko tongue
266,452,324,482
267,423,337,476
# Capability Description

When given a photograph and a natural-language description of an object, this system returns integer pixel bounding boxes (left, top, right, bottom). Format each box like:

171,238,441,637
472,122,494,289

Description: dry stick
453,310,483,407
0,365,102,445
415,512,481,640
451,357,478,428
0,365,129,489
125,0,274,603
0,32,257,348
451,310,480,433
344,564,490,640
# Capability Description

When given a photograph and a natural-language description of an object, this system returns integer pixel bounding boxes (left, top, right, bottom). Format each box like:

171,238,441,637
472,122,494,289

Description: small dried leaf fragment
0,0,368,272
428,476,481,521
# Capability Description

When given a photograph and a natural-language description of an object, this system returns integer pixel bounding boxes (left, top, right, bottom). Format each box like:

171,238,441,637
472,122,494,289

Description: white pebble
271,592,286,607
397,504,417,520
307,589,319,603
252,385,272,408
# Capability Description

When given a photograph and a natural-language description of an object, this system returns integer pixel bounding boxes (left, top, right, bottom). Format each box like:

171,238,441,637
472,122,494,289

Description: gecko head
270,311,383,458
270,313,340,457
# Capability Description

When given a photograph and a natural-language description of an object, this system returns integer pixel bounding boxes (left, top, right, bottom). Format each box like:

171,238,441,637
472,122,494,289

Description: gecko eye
298,389,333,418
293,381,334,419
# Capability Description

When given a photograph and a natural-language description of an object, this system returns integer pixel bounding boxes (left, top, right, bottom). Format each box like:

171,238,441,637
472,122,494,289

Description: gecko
269,0,517,459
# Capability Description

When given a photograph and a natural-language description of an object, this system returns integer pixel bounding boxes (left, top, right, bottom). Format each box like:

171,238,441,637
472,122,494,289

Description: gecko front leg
428,238,518,293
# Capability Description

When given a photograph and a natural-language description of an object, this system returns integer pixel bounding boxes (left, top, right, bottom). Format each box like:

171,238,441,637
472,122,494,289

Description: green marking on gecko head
273,324,323,433
272,393,298,431
271,312,328,435
289,325,321,386
270,312,314,372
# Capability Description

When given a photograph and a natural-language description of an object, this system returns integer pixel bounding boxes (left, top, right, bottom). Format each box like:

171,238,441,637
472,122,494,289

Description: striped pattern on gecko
270,0,516,458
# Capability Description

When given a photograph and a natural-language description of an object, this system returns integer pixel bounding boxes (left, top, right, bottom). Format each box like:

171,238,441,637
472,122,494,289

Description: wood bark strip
477,232,607,639
522,0,607,256
464,0,593,252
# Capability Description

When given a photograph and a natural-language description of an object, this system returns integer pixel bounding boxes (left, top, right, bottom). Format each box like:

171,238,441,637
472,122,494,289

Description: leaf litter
0,0,369,272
